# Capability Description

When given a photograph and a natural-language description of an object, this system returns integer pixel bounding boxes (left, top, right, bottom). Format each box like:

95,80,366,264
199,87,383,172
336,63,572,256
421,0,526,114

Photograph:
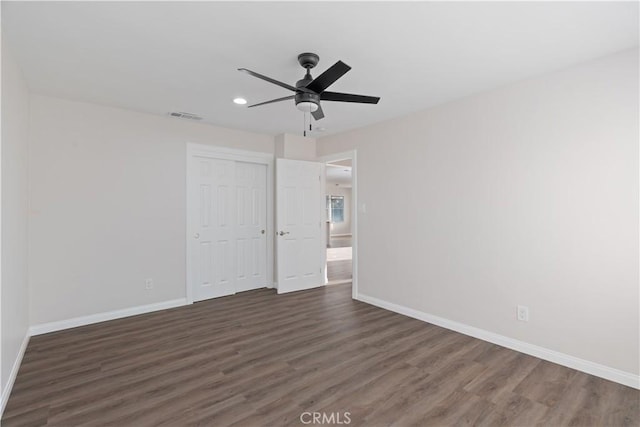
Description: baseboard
326,279,352,286
29,298,188,336
357,293,639,390
1,331,30,417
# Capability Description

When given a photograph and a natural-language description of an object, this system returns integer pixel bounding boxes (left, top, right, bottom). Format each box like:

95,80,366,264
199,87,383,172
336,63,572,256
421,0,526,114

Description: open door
276,158,325,293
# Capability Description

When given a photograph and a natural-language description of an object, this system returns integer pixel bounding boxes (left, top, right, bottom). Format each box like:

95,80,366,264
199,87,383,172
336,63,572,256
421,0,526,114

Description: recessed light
233,97,247,105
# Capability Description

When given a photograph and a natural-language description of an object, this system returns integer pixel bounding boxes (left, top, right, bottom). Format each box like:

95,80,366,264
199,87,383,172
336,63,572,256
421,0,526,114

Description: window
326,195,345,223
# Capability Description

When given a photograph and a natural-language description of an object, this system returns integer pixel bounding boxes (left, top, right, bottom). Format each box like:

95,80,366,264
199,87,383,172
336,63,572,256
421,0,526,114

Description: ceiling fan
238,52,380,121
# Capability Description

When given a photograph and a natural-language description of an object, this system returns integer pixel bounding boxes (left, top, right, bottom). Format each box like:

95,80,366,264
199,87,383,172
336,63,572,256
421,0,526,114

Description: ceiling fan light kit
296,101,318,113
238,52,380,122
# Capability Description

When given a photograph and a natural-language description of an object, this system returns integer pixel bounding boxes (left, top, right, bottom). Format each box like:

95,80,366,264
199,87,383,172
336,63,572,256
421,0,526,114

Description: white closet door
192,157,236,302
235,162,267,292
189,156,269,302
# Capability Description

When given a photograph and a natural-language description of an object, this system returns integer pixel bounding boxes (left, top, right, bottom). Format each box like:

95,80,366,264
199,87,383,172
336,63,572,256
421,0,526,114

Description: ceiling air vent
169,111,203,121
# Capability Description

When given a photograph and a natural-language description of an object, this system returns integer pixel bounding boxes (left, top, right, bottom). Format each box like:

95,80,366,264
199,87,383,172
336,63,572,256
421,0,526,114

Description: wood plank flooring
3,283,638,426
327,260,352,282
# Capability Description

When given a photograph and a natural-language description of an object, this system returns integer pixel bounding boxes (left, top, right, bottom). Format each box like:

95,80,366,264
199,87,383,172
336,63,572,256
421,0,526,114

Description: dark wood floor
3,284,638,426
327,260,352,282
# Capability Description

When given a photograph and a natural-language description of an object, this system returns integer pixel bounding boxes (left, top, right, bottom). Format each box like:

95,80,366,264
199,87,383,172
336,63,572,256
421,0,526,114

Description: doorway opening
325,159,353,286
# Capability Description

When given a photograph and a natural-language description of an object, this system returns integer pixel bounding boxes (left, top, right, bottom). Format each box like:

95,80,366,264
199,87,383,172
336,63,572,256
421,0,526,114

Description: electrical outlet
145,278,154,290
517,305,529,322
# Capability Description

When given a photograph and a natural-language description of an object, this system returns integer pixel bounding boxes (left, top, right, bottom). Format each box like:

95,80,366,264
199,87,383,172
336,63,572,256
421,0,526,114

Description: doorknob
194,233,200,239
278,231,290,236
261,229,265,234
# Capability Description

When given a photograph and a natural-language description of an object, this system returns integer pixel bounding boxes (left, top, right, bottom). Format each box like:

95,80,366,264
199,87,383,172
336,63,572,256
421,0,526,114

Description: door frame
317,150,358,300
186,143,274,304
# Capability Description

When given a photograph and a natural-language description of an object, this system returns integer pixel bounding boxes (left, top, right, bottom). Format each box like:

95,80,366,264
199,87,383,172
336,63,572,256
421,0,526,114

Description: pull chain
302,110,313,137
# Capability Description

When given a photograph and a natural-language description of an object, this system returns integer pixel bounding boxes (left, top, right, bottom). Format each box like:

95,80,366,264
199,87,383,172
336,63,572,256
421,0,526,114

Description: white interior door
190,156,268,302
235,162,267,292
276,158,325,294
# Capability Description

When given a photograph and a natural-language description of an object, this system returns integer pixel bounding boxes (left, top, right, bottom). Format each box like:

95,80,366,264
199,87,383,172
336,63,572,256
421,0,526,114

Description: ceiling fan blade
305,61,351,93
238,68,298,92
247,95,295,108
321,91,380,104
312,104,325,121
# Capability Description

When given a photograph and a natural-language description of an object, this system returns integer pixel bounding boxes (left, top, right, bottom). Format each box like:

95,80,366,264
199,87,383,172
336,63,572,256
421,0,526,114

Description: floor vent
169,111,203,121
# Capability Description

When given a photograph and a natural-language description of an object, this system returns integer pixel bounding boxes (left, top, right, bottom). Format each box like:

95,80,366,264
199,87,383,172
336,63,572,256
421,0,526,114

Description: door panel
276,158,324,293
194,159,215,297
235,162,267,293
192,157,236,301
199,241,212,288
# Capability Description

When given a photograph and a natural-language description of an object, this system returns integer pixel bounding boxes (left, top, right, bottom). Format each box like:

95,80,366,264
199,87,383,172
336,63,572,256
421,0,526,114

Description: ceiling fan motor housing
295,92,320,112
295,75,320,111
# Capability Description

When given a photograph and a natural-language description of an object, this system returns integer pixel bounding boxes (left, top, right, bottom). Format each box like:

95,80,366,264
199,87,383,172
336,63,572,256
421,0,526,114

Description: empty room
1,1,638,426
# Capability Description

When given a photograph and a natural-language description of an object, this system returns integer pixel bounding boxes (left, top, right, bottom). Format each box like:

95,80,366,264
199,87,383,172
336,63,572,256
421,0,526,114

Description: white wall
1,38,30,403
28,95,273,325
275,133,316,161
317,49,639,376
326,186,351,236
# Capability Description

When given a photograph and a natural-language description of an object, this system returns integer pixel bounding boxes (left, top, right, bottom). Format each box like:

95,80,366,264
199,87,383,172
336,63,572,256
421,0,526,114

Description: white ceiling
3,2,638,137
326,163,352,187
